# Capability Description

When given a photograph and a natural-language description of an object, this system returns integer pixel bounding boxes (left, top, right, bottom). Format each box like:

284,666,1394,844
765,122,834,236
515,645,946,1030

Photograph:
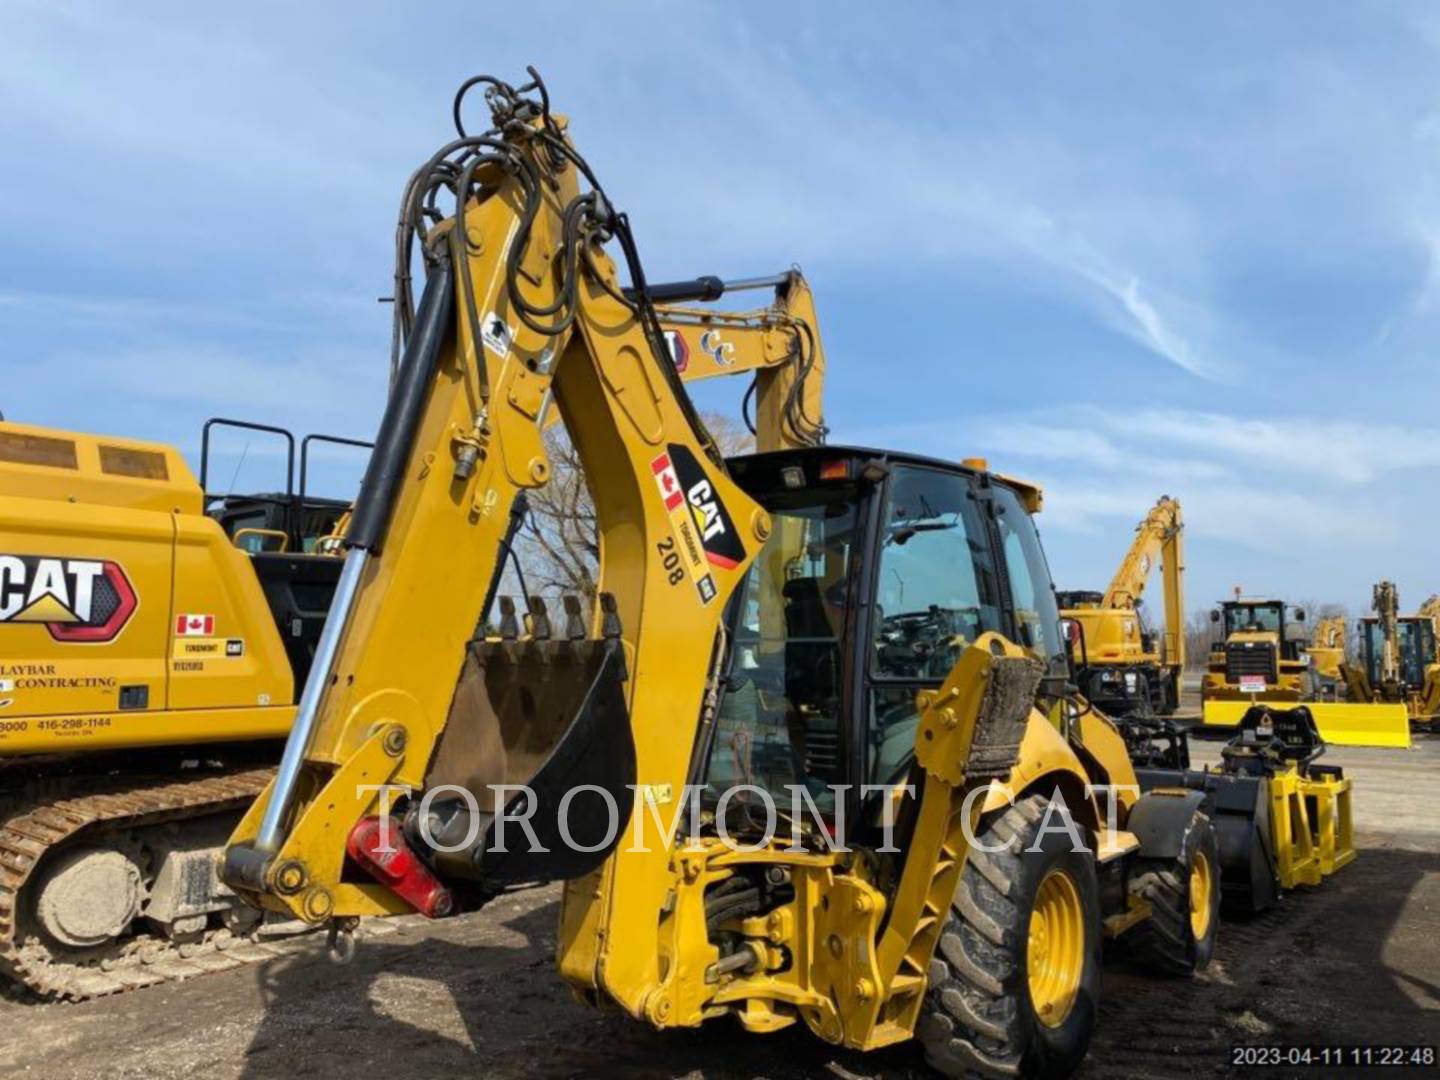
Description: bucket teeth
562,595,586,640
527,596,552,640
498,596,520,641
600,592,622,639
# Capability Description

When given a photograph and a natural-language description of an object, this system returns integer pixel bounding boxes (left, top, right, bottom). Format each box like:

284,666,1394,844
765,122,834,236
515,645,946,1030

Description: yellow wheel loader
1205,589,1409,747
223,70,1233,1078
1057,496,1183,718
1201,596,1308,704
0,416,365,997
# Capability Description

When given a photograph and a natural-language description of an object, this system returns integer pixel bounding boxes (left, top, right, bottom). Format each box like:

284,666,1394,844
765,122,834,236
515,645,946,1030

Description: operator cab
1214,599,1305,659
698,446,1067,835
1361,615,1437,690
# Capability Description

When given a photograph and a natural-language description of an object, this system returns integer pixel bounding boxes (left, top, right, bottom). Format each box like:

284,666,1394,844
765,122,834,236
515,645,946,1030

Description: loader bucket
1202,699,1410,748
410,600,636,891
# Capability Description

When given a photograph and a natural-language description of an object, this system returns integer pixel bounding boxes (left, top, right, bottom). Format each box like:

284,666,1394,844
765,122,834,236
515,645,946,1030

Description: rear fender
1125,788,1206,860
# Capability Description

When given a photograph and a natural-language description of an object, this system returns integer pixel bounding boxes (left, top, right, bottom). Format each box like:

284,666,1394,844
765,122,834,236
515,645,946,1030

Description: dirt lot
2,736,1436,1080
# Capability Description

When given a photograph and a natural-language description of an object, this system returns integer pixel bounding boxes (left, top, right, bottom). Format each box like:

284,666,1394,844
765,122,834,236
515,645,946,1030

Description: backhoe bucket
1202,699,1410,748
409,597,637,891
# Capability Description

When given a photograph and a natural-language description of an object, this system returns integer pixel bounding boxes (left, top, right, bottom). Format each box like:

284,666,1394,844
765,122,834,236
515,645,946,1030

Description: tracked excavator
1341,582,1439,732
1057,496,1183,718
222,70,1232,1079
0,417,371,997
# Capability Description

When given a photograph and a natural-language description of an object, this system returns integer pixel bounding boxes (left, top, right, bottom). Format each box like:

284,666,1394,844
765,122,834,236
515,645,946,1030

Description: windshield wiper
886,520,958,547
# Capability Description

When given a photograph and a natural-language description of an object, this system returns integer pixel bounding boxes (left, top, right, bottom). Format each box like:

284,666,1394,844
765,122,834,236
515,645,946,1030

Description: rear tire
1130,809,1220,976
918,793,1102,1079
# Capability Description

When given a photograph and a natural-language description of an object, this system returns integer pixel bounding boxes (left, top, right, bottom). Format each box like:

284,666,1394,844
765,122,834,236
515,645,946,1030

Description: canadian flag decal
650,453,684,511
176,614,215,636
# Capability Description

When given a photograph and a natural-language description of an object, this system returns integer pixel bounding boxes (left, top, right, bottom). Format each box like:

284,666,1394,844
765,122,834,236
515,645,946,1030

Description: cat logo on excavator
0,554,137,642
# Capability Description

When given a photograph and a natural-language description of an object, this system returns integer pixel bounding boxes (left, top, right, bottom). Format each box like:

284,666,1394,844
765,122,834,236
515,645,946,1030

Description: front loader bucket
411,597,636,891
1203,699,1410,748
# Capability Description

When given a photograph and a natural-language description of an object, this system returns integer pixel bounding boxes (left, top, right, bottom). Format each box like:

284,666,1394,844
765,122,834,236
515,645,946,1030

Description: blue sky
3,2,1438,619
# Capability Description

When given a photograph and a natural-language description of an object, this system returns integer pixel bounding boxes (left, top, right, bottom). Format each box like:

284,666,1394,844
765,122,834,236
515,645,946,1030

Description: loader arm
1101,496,1184,668
1373,581,1400,691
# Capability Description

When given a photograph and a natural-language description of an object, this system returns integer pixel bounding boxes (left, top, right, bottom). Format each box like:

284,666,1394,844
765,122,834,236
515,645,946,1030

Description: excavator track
0,766,281,1001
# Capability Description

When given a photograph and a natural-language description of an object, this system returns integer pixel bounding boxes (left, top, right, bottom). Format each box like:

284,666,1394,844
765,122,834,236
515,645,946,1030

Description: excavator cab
199,418,372,689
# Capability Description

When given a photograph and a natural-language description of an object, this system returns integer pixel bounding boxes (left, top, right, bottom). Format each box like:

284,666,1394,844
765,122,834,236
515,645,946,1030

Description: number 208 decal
650,445,744,605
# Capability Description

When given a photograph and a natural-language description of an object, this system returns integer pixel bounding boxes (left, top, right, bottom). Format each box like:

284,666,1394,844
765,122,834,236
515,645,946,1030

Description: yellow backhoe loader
219,70,1250,1079
1341,582,1440,732
0,417,365,997
1057,496,1183,718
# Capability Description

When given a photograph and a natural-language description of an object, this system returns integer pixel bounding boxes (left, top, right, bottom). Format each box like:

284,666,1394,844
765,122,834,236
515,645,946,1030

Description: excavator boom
1101,495,1185,669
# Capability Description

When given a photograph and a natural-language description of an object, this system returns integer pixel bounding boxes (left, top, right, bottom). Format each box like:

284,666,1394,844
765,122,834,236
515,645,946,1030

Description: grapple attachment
1137,704,1355,914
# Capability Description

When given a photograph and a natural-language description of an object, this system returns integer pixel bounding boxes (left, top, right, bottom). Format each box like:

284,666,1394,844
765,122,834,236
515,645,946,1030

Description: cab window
702,483,861,819
868,466,1000,785
991,483,1066,677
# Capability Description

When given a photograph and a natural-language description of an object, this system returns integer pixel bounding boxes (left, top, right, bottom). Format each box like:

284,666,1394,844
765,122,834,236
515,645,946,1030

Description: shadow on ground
235,842,1437,1080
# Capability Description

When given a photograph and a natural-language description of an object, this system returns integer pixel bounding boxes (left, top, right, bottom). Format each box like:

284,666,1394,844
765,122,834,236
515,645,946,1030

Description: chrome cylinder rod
255,546,370,852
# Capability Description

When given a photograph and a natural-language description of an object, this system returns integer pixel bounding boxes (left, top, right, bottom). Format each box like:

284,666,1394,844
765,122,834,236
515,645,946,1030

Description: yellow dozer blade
1201,700,1411,748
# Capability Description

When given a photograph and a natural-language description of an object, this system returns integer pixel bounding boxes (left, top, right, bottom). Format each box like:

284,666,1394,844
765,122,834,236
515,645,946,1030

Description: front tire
1130,809,1220,976
918,793,1102,1078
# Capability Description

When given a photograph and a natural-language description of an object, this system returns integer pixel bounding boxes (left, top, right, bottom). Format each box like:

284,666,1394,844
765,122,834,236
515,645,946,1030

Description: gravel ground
1,736,1436,1079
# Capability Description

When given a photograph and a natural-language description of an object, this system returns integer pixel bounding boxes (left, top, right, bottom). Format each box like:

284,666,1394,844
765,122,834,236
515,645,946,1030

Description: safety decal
0,555,137,643
176,614,215,637
666,444,745,570
481,311,515,358
651,452,718,605
664,330,690,373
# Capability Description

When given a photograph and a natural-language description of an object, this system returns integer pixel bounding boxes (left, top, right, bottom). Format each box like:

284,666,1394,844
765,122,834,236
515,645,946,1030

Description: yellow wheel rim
1189,850,1213,940
1027,868,1085,1029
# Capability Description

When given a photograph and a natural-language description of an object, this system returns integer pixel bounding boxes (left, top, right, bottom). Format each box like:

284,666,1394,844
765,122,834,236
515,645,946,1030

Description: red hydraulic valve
346,815,455,918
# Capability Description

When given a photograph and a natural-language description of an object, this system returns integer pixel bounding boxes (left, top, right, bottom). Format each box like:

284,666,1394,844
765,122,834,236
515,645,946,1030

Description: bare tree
510,411,754,599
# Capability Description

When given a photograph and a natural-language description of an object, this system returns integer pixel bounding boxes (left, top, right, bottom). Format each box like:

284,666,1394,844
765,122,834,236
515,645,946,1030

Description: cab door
859,464,1002,796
